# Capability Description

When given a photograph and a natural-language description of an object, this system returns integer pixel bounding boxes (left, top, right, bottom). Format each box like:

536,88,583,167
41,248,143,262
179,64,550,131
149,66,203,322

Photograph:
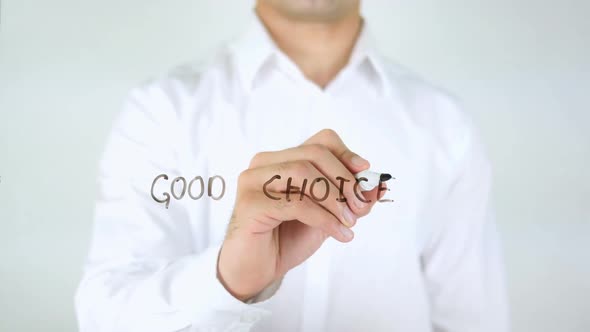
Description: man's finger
235,190,354,243
303,128,369,173
239,161,358,227
248,144,373,215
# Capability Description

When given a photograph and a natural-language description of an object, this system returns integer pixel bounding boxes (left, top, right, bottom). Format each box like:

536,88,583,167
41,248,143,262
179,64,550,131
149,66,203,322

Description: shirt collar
347,20,389,96
227,14,277,92
228,13,389,96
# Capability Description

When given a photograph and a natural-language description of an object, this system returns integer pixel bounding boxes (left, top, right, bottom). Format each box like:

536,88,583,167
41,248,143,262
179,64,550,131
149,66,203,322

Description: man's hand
217,129,385,301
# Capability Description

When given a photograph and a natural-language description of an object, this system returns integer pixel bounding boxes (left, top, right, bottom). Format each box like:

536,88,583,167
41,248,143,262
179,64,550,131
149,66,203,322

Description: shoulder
379,57,480,166
126,54,229,112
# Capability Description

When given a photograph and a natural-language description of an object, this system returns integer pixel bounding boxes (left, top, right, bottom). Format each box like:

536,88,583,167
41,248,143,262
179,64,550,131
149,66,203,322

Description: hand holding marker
218,129,392,301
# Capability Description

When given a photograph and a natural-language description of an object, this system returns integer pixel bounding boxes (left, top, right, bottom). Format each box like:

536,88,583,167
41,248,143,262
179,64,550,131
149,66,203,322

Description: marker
354,170,392,191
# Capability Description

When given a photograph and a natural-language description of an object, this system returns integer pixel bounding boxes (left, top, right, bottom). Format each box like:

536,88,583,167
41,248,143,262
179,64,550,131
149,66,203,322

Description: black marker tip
380,173,392,182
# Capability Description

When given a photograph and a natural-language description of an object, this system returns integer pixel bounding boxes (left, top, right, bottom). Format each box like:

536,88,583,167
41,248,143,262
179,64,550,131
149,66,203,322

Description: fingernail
351,154,368,167
339,223,354,240
342,206,357,227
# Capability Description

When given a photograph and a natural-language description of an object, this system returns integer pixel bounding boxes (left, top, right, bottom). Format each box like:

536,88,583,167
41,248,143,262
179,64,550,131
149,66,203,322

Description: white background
0,0,589,331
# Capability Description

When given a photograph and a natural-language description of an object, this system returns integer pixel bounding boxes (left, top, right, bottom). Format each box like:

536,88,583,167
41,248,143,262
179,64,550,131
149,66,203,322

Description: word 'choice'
263,175,390,203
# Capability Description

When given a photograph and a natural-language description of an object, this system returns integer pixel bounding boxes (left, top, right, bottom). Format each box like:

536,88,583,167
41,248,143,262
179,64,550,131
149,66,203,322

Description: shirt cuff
168,245,275,329
246,277,283,304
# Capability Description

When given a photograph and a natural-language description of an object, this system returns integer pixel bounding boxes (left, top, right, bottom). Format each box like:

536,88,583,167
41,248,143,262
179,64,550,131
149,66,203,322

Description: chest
194,92,428,257
182,94,432,329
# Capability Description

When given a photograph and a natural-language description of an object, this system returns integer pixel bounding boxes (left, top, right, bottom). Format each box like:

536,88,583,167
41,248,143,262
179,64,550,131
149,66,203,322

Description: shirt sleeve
420,113,510,332
74,82,272,332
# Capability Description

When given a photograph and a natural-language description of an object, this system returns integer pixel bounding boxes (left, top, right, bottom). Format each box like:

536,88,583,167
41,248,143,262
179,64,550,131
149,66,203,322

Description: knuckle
284,160,309,178
249,151,268,168
235,192,255,213
291,160,312,178
239,190,258,205
318,128,337,138
306,144,329,159
274,161,291,175
237,169,253,187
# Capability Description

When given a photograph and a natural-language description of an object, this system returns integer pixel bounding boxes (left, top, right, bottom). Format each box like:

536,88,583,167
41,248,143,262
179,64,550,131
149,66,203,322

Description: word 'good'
151,174,226,209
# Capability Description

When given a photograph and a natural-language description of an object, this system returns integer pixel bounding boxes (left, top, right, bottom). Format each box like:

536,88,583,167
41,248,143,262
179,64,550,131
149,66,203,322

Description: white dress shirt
75,15,509,332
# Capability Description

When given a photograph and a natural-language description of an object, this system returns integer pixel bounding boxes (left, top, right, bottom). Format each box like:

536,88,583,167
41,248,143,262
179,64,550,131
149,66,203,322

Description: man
75,1,509,331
